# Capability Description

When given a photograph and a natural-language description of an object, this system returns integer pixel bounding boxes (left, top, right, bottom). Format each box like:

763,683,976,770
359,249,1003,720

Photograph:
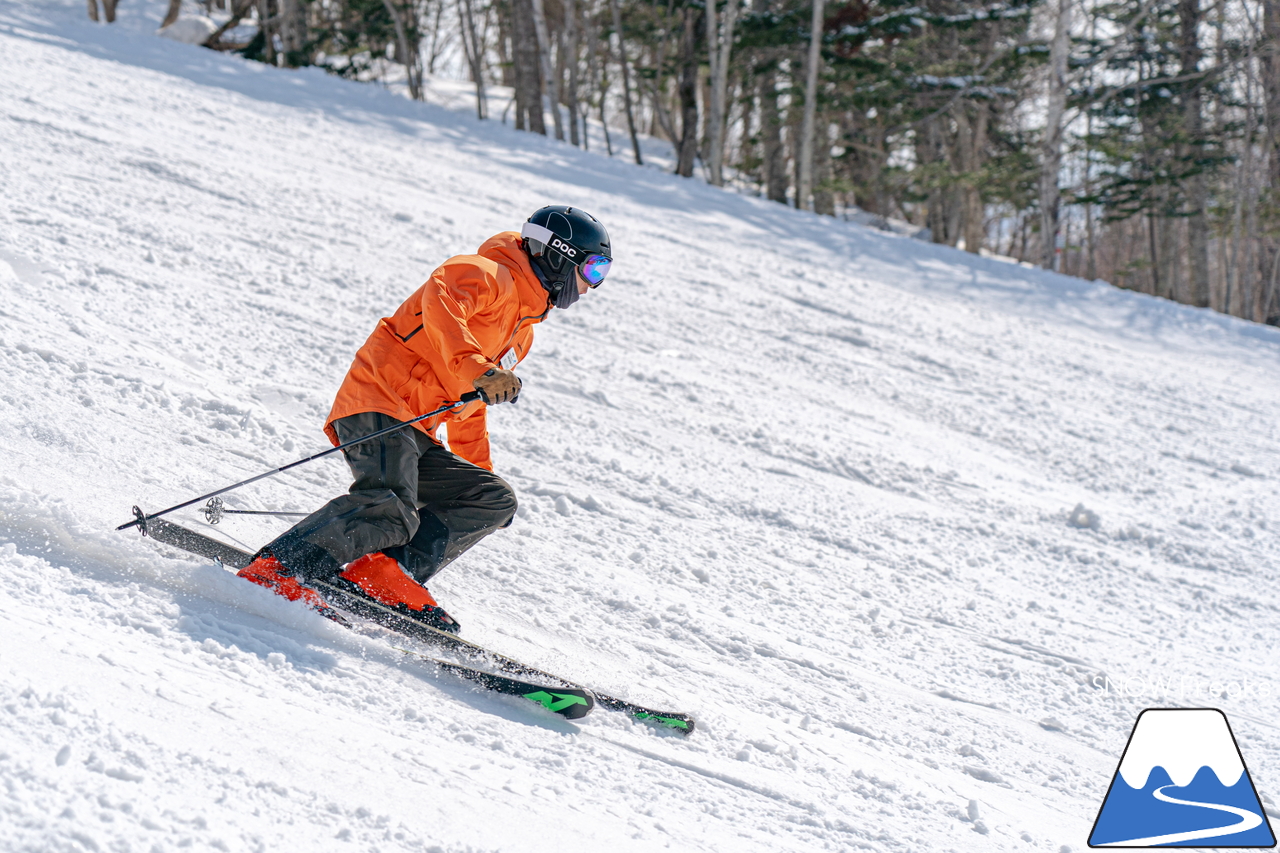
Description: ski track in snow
2,1,1280,850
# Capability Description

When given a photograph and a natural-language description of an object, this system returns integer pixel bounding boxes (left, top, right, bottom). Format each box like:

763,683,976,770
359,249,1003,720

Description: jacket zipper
492,301,551,363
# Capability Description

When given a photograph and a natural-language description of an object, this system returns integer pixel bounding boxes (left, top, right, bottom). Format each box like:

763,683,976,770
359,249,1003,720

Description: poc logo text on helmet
550,237,579,259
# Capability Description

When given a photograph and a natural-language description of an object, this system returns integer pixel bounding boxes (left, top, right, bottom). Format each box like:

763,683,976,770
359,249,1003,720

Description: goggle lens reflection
579,254,611,288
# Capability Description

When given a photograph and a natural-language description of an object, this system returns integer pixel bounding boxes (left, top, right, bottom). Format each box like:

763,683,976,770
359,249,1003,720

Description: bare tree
813,119,835,214
459,0,489,119
797,0,824,209
608,0,643,164
512,0,547,133
955,103,990,254
753,0,788,204
87,0,120,23
204,0,255,49
278,0,308,64
424,0,456,73
585,1,604,152
706,0,740,186
758,64,788,203
162,0,182,28
1265,0,1280,186
675,5,701,177
255,0,276,64
1180,0,1211,305
382,0,424,100
1039,0,1071,269
563,0,583,145
530,0,565,140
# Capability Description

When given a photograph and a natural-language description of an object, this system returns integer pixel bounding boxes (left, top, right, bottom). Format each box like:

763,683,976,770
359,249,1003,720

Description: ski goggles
578,254,611,288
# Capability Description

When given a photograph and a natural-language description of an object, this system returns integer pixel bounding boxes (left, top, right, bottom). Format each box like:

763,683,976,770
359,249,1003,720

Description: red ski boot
338,552,461,634
237,553,340,620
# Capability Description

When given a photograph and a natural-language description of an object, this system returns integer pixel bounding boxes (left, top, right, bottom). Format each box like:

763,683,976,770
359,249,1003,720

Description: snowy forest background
104,0,1280,326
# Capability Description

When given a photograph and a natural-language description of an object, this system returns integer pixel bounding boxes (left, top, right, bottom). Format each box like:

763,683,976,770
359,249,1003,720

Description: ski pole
117,392,481,533
202,497,306,524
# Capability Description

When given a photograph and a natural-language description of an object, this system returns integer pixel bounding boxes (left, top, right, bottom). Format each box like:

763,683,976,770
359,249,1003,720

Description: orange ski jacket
324,232,551,471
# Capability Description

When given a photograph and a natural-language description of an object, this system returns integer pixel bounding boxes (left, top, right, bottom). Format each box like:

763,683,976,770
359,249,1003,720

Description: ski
408,654,594,720
129,508,592,721
128,511,694,734
307,577,695,735
133,510,255,569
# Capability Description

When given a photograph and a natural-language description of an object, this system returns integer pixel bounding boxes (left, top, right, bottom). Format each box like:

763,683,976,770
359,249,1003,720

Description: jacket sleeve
414,260,500,400
445,408,493,471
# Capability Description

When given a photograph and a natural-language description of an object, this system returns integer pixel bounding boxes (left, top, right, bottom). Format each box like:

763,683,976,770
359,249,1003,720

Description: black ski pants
266,412,517,584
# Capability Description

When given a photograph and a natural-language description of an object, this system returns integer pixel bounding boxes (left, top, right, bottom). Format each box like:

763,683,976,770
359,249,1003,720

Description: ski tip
633,711,696,736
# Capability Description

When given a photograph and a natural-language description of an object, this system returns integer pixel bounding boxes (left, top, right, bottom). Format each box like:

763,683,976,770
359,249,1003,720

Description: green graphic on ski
415,655,595,720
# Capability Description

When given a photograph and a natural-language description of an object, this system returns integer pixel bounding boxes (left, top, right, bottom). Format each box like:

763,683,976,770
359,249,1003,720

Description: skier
237,206,612,633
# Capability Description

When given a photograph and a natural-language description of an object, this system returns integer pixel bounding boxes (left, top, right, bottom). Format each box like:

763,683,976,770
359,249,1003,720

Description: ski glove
473,367,521,405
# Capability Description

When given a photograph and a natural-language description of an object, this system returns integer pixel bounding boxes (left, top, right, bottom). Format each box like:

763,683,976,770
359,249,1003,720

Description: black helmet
521,206,612,299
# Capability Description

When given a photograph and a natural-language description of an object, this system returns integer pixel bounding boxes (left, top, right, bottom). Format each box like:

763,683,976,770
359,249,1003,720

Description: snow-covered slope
3,3,1279,851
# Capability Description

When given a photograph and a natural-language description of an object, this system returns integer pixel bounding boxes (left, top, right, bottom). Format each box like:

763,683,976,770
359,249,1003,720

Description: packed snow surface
2,2,1280,851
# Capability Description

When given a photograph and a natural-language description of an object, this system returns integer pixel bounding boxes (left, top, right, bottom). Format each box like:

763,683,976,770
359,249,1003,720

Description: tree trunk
1039,0,1070,268
496,4,515,89
583,4,601,149
1163,212,1181,300
637,12,682,146
1264,0,1280,188
512,0,546,133
675,6,700,177
1264,245,1280,322
423,1,445,73
707,0,721,179
586,7,603,151
280,0,310,66
88,0,99,22
1147,213,1163,297
203,0,255,49
564,0,581,146
813,119,835,215
103,0,119,23
797,0,824,209
530,0,565,140
459,0,488,119
758,60,787,202
1084,110,1097,279
381,0,422,99
256,0,276,65
608,0,643,164
955,105,988,254
162,0,181,28
707,0,739,185
598,53,615,156
1244,146,1261,319
918,114,958,245
1225,151,1244,312
1180,0,1211,306
1262,0,1280,320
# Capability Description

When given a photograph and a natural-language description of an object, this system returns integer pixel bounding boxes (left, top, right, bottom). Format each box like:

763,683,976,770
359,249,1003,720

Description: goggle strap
521,222,556,245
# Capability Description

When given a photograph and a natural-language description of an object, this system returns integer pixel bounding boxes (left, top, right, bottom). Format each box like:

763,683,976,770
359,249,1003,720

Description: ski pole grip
460,391,482,404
